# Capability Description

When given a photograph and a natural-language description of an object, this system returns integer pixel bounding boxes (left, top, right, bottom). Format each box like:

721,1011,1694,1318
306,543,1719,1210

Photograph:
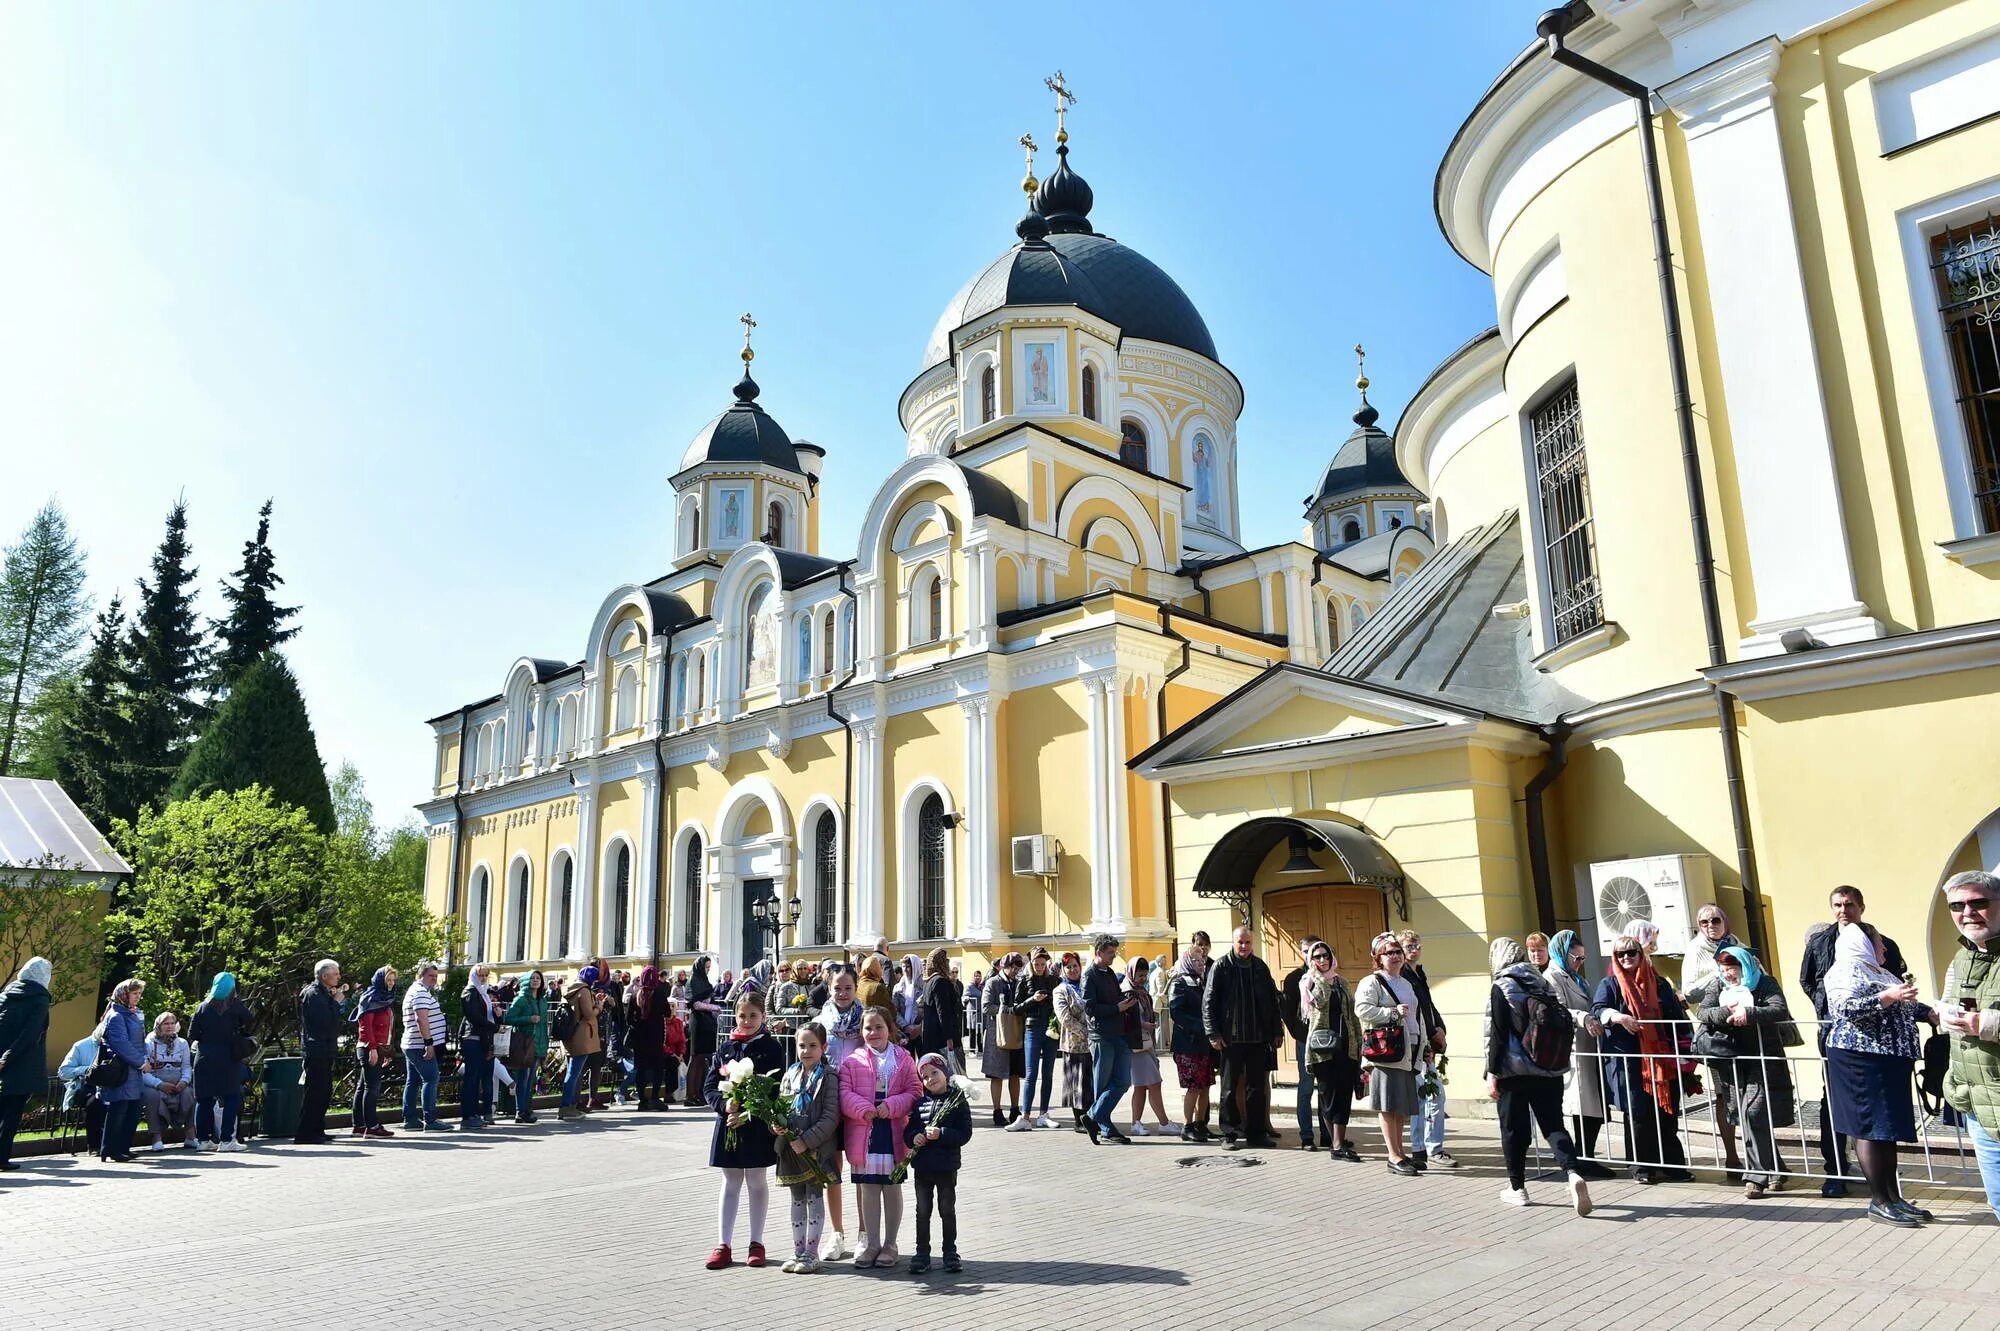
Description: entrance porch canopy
1191,815,1407,923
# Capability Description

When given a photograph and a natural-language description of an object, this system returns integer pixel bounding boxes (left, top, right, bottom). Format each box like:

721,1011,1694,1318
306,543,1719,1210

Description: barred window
917,793,946,941
511,861,530,962
814,814,838,947
611,843,632,955
555,855,574,958
683,834,703,952
1933,213,2000,533
1530,378,1604,643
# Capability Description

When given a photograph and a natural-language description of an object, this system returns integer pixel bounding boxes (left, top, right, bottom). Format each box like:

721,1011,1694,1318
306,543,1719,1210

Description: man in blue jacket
1082,934,1137,1144
295,959,345,1145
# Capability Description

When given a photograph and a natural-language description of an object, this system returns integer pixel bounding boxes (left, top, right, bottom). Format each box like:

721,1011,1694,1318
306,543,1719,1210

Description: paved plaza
3,1091,1991,1330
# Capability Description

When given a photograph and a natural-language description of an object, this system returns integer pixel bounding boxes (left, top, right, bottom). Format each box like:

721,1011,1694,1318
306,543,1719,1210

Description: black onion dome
1314,404,1413,503
1033,143,1095,234
678,369,804,474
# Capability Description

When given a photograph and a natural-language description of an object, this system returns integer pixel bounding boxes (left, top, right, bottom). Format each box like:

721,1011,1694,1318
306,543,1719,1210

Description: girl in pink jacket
840,1007,920,1269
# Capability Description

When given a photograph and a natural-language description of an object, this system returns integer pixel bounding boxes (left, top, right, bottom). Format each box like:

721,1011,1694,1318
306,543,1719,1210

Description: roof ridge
1325,509,1518,676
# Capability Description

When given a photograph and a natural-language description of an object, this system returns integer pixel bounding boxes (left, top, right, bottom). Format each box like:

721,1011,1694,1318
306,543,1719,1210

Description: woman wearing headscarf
894,956,922,1048
1592,932,1693,1184
350,966,398,1139
1543,930,1610,1171
1052,952,1095,1139
1123,956,1174,1136
1168,943,1216,1142
0,957,52,1172
1823,921,1929,1226
1695,945,1798,1199
458,965,498,1129
188,972,253,1151
855,955,899,1043
1484,938,1591,1213
982,953,1025,1128
1356,933,1428,1175
1300,940,1361,1161
626,964,670,1111
95,978,148,1163
505,969,550,1123
685,957,721,1108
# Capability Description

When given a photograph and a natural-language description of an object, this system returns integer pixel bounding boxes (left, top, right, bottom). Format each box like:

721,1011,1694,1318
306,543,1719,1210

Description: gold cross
1045,70,1076,142
740,312,757,364
1354,343,1369,394
1019,132,1038,194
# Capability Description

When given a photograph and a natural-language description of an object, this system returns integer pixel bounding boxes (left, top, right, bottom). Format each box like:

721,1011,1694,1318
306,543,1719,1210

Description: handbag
87,1038,129,1090
1308,1028,1341,1053
996,1008,1025,1051
1360,974,1408,1063
492,1028,515,1060
232,1033,260,1063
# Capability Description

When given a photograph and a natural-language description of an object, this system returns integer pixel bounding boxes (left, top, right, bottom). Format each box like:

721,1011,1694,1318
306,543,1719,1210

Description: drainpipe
1523,723,1569,935
822,566,862,951
1536,8,1768,958
446,703,473,967
1155,606,1194,933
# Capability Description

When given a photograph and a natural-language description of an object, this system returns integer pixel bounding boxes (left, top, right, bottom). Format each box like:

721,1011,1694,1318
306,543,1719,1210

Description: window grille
512,863,530,962
556,857,573,957
683,835,703,952
611,844,631,955
1530,378,1604,643
814,815,838,946
917,794,946,940
1933,214,2000,533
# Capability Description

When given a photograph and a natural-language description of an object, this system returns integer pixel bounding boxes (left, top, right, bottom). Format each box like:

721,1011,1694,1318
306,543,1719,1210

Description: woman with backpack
1484,938,1591,1215
1694,945,1798,1199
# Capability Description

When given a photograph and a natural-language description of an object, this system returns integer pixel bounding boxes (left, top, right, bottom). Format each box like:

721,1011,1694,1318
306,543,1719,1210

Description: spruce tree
123,500,211,813
0,501,91,774
168,652,335,833
54,595,133,828
212,499,299,691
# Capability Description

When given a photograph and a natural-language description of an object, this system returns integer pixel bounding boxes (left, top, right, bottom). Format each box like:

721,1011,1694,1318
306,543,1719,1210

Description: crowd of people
1,872,1996,1241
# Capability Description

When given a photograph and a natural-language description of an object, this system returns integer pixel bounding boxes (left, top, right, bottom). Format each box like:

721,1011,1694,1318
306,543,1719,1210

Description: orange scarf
1613,956,1677,1115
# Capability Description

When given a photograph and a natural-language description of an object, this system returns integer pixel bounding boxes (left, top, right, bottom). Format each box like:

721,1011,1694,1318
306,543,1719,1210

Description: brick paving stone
0,1102,1988,1327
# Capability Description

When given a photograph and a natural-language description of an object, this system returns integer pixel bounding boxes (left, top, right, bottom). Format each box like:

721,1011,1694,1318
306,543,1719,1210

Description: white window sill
1940,532,2000,568
1533,620,1622,674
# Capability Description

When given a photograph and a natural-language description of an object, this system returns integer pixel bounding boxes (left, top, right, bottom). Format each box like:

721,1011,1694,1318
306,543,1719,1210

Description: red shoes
705,1245,733,1270
746,1242,767,1268
364,1126,396,1138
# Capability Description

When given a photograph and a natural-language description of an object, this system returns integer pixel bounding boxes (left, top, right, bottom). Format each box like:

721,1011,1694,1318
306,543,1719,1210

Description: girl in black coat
703,990,785,1269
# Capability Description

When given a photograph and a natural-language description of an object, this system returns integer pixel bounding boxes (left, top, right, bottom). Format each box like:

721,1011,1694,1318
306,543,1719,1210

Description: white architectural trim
1564,678,1715,743
897,777,958,945
1533,620,1623,674
1872,25,2000,156
1055,474,1169,571
1702,618,2000,702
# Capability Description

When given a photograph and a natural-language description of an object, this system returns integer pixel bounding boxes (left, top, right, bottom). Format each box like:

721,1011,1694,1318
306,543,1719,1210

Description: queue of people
2,870,1997,1234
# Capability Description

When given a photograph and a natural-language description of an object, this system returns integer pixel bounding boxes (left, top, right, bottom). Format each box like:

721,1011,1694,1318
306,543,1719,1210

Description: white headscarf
1825,921,1900,1010
17,956,51,989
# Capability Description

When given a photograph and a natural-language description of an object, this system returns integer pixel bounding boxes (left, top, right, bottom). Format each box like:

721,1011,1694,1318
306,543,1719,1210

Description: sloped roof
1326,509,1583,723
0,778,131,876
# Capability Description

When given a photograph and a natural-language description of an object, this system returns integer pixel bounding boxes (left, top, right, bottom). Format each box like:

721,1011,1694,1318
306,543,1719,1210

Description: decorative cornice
1702,618,2000,702
1659,37,1783,140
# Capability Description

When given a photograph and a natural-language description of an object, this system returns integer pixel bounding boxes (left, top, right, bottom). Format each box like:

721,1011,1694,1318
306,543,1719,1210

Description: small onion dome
1033,141,1095,235
678,369,804,474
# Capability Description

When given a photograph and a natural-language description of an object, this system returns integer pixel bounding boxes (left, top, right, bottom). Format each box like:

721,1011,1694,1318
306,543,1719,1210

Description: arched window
796,615,813,683
545,699,563,758
1192,433,1216,521
511,861,530,962
682,834,704,952
1325,600,1340,656
743,583,773,690
467,867,490,963
463,727,480,785
927,571,943,644
819,608,835,675
682,499,701,553
691,652,706,710
554,854,574,958
672,657,687,719
1119,419,1147,470
766,499,785,547
980,364,996,424
1341,519,1362,543
613,667,638,732
814,813,838,946
610,842,632,955
917,794,946,940
910,566,942,646
1081,363,1099,421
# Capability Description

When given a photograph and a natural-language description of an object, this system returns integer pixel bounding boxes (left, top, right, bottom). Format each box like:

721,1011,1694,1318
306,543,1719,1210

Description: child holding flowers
902,1052,972,1274
775,1025,843,1273
704,990,784,1270
840,1007,920,1269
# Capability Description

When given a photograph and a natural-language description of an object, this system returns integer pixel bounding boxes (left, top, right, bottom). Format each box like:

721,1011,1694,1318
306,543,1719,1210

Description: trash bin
260,1057,303,1140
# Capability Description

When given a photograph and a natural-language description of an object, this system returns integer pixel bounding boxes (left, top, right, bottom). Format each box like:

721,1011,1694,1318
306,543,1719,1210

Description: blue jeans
1088,1036,1133,1131
1023,1024,1056,1115
1295,1041,1319,1144
563,1054,589,1106
1969,1117,2000,1222
403,1048,441,1127
513,1065,538,1119
196,1092,243,1143
460,1040,491,1122
1409,1058,1446,1154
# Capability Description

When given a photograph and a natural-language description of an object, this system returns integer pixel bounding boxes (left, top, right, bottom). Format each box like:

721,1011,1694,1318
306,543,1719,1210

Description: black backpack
551,1002,579,1043
1511,976,1575,1073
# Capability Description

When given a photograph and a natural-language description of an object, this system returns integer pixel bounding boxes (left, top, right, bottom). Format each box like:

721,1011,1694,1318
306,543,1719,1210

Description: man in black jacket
1799,885,1908,1197
1400,931,1455,1168
1082,935,1137,1144
295,959,345,1145
1281,936,1324,1151
1203,926,1281,1149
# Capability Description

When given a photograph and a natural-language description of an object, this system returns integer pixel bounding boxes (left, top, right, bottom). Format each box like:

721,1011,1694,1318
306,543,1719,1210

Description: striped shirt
402,982,446,1049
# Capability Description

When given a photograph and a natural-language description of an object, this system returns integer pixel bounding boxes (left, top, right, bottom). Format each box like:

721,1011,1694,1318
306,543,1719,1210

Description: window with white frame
467,866,490,964
1528,377,1604,643
551,852,574,958
909,565,943,646
916,793,946,941
980,364,996,424
682,833,703,952
609,842,632,955
1081,363,1100,422
796,614,812,684
613,666,639,731
1932,212,2000,533
813,811,838,946
510,860,531,962
819,607,835,675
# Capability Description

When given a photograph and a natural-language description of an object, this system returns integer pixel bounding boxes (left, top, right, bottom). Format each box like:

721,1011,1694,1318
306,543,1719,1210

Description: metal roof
1190,815,1407,921
0,778,131,876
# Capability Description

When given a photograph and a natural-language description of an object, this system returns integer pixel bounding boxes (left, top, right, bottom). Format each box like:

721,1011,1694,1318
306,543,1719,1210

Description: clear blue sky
0,3,1540,824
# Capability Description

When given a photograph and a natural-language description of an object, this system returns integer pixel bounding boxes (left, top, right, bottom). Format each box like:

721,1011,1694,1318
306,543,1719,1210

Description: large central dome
920,142,1217,371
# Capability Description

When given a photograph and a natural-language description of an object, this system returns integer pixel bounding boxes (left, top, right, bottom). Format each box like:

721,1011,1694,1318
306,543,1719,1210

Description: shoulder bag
87,1034,129,1090
1359,974,1407,1063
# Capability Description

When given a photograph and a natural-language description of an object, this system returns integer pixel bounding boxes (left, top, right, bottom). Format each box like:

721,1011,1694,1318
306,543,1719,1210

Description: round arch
898,778,957,944
503,852,535,964
599,833,638,957
1054,474,1167,570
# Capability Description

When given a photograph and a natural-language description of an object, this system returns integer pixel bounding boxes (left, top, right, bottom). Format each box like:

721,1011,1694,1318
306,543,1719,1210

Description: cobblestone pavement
2,1095,1989,1329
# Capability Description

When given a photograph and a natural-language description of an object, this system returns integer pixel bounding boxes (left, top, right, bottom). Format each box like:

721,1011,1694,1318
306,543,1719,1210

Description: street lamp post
749,891,806,972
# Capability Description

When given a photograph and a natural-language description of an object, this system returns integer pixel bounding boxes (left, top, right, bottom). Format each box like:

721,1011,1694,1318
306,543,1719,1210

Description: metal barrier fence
1546,1017,1980,1190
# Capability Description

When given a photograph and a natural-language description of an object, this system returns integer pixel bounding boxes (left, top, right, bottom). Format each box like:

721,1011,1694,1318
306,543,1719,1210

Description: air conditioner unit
1585,854,1714,959
1011,835,1060,877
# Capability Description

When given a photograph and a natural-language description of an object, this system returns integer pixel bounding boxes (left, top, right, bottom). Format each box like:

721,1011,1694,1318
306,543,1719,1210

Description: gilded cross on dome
1354,343,1369,395
1019,132,1038,195
740,312,757,364
1045,70,1076,143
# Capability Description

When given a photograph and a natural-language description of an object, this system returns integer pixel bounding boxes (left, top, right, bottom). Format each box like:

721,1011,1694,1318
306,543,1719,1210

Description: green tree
107,786,447,1046
122,500,210,815
211,499,298,692
53,596,133,829
169,653,335,834
0,501,91,775
0,855,107,1005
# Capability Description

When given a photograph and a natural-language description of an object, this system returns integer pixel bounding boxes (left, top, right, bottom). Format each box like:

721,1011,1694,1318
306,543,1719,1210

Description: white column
636,767,661,957
848,719,884,946
572,784,599,955
959,695,997,939
1662,40,1882,654
1082,671,1131,933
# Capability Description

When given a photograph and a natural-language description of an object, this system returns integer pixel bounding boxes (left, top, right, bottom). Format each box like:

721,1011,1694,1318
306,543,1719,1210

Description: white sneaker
1500,1187,1529,1207
222,1140,247,1153
1035,1113,1053,1128
1162,1121,1182,1136
1567,1172,1593,1217
1429,1149,1460,1169
199,1140,220,1154
1129,1122,1149,1137
820,1230,849,1261
1005,1115,1034,1132
149,1141,166,1153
